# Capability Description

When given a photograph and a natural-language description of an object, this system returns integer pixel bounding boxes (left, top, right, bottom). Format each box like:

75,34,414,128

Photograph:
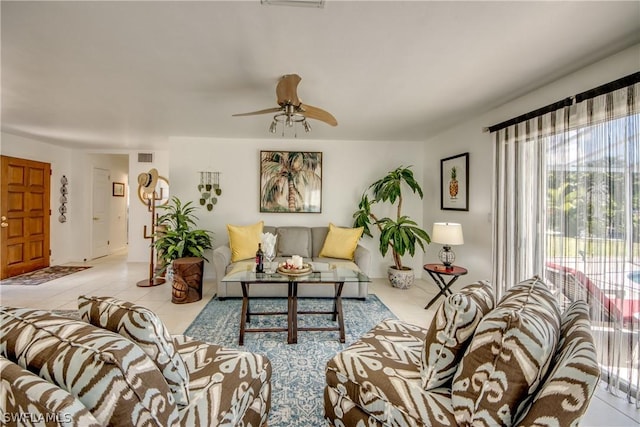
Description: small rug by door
0,266,92,286
184,295,397,427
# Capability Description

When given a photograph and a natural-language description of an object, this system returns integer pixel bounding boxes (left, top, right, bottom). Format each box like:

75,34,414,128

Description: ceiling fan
233,74,338,134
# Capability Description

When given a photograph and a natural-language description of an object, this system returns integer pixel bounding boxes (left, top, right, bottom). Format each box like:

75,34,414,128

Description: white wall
422,43,640,286
168,137,427,279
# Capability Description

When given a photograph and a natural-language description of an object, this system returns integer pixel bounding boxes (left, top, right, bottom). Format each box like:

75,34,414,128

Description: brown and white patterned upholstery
0,356,101,427
173,335,271,427
452,277,561,426
1,304,272,427
421,280,494,390
514,300,600,427
1,307,179,426
325,318,458,426
78,295,190,407
324,278,599,427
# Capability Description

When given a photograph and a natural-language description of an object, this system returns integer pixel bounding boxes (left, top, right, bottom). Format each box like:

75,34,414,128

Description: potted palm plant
153,196,213,286
353,165,430,289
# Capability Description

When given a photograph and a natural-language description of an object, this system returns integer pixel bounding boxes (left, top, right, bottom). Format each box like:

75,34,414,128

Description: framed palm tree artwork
260,151,322,213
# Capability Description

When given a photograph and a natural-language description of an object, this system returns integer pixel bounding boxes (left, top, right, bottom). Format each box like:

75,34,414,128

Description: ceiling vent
138,153,153,163
261,0,324,8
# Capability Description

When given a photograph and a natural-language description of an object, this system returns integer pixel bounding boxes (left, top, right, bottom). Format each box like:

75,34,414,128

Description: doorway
91,167,110,259
0,155,51,279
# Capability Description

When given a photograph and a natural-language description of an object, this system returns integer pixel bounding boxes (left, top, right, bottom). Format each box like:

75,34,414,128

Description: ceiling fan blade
300,103,338,126
232,107,282,117
276,74,301,106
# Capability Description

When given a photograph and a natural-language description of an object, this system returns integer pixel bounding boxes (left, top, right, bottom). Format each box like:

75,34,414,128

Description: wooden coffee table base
239,280,345,345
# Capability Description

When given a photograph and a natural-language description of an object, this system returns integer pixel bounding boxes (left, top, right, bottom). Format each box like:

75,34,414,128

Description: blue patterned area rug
184,295,397,427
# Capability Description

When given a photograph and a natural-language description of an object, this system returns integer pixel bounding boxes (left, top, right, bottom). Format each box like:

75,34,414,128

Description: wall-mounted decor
112,182,125,197
260,151,322,213
440,152,469,211
59,175,68,223
197,171,222,211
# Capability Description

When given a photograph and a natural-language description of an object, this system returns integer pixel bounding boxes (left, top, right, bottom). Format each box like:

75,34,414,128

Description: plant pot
387,266,414,289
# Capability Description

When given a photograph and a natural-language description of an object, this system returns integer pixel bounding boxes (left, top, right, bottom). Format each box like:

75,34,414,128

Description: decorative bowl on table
277,262,312,276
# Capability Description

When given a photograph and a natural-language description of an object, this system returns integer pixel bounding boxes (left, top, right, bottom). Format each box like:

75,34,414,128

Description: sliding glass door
492,80,639,406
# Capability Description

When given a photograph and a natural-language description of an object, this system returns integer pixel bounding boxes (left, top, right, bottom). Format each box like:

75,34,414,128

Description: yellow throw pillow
227,221,264,262
319,223,364,261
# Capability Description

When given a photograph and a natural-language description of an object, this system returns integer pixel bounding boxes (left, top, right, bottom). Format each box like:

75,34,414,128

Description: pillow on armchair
451,277,561,426
78,295,190,407
421,280,495,390
513,300,600,426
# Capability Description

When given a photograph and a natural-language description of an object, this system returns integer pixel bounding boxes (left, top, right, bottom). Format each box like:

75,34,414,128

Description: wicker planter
387,266,414,289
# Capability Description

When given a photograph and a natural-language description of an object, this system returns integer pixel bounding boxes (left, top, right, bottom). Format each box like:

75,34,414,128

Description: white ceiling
2,1,639,150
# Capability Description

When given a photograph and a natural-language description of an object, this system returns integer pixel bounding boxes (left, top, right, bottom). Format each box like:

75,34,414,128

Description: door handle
1,222,8,228
93,217,99,221
1,216,6,221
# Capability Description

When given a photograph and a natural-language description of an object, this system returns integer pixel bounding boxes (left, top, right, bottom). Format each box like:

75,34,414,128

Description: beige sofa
1,296,271,427
324,278,600,426
213,225,371,299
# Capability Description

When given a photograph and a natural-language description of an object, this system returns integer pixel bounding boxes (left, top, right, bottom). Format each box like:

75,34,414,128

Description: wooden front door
1,156,51,279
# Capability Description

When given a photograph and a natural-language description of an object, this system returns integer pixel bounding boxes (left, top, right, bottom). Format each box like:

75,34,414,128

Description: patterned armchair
1,297,271,427
324,278,600,427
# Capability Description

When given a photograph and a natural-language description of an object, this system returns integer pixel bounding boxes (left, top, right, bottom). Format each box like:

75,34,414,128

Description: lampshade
431,222,464,245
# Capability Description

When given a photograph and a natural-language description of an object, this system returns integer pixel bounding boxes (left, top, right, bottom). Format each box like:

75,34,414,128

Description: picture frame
440,152,469,211
260,151,322,213
112,182,125,197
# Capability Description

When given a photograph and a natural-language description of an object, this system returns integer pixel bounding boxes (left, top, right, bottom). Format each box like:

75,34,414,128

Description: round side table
423,263,468,309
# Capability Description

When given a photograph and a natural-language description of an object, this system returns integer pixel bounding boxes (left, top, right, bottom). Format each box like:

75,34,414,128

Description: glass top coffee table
221,265,370,345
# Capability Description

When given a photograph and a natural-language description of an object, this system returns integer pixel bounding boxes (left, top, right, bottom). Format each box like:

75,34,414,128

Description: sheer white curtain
492,82,639,405
491,108,570,299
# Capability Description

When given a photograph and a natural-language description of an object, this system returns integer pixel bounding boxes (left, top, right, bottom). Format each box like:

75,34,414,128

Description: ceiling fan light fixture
234,74,337,136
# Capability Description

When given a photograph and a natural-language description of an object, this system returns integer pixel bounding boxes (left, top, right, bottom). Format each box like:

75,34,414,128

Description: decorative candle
292,255,303,268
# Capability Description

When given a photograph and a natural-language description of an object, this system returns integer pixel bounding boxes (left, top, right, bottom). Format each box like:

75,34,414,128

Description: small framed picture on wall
440,152,469,211
112,182,125,197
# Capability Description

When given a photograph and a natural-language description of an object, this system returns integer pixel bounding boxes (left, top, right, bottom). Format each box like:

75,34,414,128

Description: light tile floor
0,251,637,426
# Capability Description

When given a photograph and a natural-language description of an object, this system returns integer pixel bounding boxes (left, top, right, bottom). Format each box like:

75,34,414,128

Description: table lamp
431,222,464,267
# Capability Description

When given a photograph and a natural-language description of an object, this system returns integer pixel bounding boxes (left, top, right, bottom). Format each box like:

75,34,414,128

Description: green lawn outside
546,235,638,258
